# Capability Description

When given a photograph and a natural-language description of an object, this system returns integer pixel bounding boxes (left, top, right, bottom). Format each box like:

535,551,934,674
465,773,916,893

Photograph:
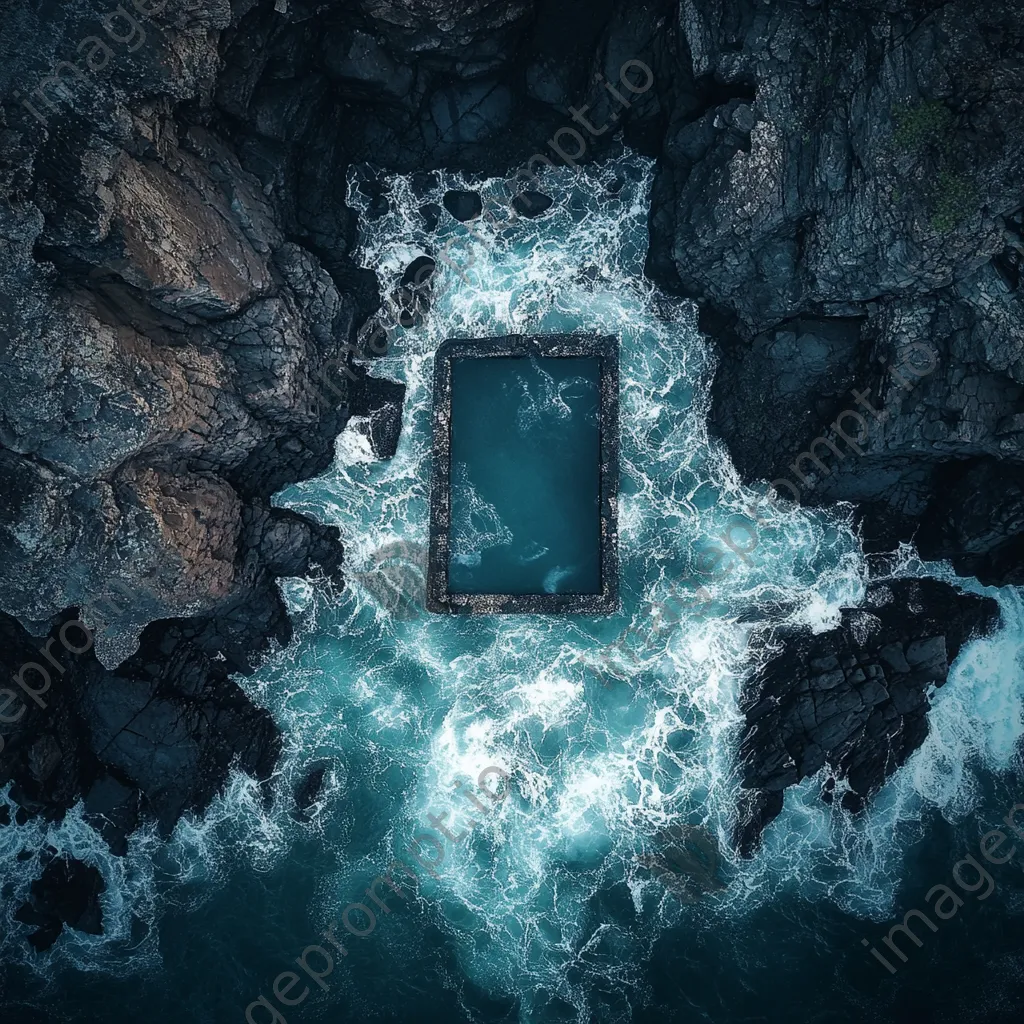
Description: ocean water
2,154,1023,1024
448,355,602,595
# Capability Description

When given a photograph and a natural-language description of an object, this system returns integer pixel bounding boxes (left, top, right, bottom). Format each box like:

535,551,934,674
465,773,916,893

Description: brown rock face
0,0,429,684
0,108,369,666
1,0,410,845
108,152,274,317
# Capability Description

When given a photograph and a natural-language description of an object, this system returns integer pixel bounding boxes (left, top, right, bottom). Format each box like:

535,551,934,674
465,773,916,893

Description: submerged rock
291,759,335,821
733,579,1001,856
419,203,444,232
15,855,105,952
353,539,429,620
637,823,726,902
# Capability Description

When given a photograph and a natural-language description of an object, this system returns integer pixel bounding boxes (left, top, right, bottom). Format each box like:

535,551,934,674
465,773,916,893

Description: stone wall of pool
427,334,619,614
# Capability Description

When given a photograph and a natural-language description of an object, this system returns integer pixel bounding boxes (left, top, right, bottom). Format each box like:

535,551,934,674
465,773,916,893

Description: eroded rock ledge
734,579,1001,857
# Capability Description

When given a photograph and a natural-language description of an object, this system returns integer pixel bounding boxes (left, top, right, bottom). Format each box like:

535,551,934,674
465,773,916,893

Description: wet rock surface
443,189,483,222
15,853,106,952
0,609,281,856
511,190,554,218
733,579,1001,856
349,367,407,460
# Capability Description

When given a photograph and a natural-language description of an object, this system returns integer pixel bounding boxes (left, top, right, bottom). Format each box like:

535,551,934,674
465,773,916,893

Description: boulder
512,190,554,218
348,368,407,461
443,189,483,222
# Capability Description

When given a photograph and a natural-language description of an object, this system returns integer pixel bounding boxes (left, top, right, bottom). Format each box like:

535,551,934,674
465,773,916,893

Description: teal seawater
1,154,1023,1024
449,356,602,596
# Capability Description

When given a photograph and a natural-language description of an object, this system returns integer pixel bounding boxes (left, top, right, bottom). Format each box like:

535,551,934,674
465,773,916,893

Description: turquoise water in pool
449,356,602,596
2,152,1023,1024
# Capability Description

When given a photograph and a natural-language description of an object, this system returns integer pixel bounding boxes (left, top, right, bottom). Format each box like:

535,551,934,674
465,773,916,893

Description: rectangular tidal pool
428,335,618,614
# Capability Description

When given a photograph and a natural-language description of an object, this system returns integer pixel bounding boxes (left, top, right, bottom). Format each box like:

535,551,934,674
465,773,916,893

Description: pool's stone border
427,333,619,615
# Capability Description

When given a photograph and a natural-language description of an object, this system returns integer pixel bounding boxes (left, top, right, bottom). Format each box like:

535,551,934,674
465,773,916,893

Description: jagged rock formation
645,0,1024,571
733,579,1000,856
0,607,282,848
1,124,366,667
348,367,406,459
637,823,726,902
1,0,673,706
0,0,408,873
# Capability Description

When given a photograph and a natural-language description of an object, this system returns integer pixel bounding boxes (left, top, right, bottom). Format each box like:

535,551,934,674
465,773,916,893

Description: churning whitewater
2,154,1021,1022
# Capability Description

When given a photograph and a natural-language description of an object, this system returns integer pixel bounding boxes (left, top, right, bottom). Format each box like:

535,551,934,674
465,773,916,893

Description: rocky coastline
1,0,1021,942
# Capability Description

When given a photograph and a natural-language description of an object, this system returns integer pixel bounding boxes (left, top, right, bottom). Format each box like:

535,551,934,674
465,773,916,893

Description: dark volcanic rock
709,314,868,488
348,367,407,461
649,0,1024,561
402,256,437,291
443,189,483,222
917,459,1024,585
0,609,281,843
0,110,375,672
655,2,1023,333
355,0,535,68
15,854,105,952
512,190,554,218
733,579,1000,857
390,255,437,329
